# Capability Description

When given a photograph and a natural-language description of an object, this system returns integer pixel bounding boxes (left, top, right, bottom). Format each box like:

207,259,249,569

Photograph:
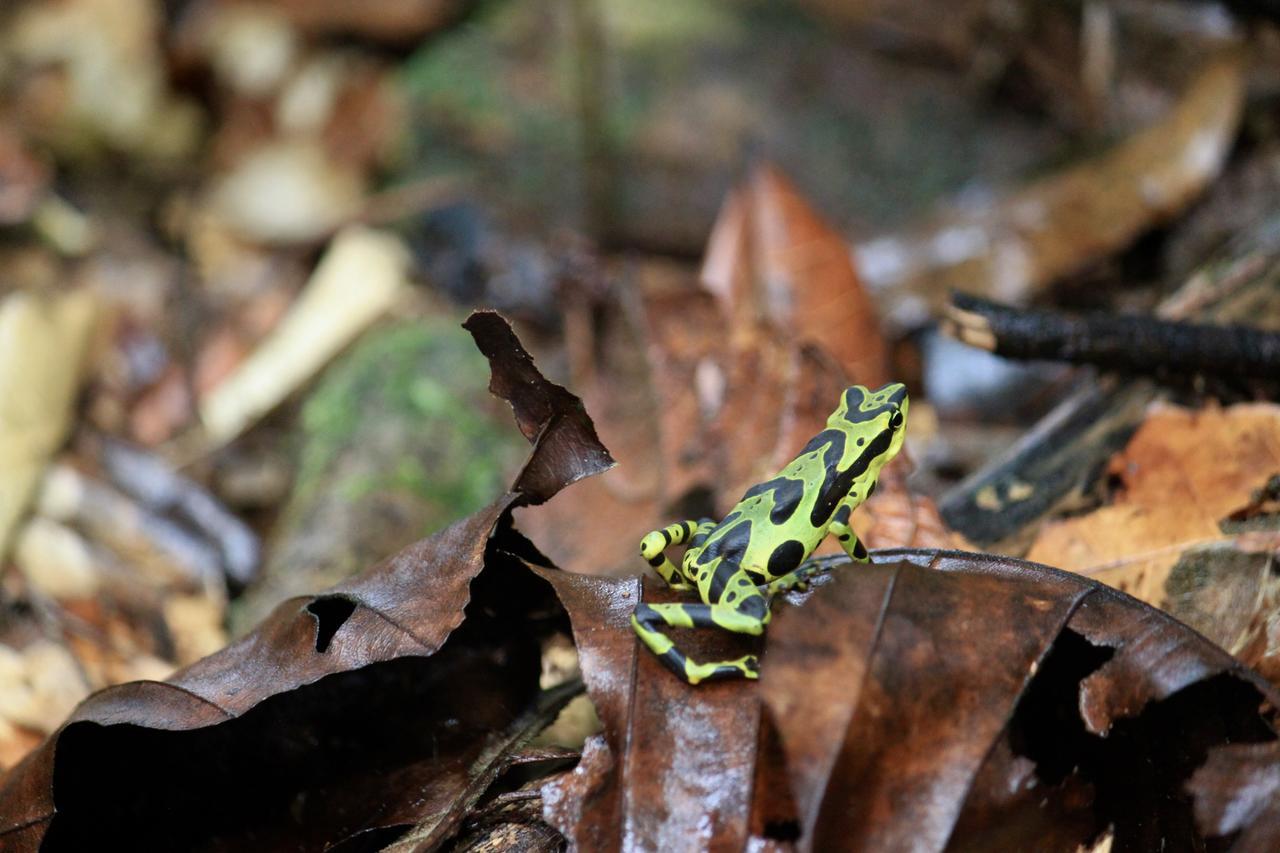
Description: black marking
703,519,752,600
659,647,687,677
857,437,865,446
736,595,768,620
868,481,877,497
838,534,850,541
834,504,851,525
852,539,868,560
648,554,666,568
767,539,805,576
661,528,673,546
809,427,894,527
800,428,847,457
841,386,865,415
741,476,806,525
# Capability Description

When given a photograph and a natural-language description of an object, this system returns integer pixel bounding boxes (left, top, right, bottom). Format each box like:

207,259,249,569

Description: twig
944,291,1280,379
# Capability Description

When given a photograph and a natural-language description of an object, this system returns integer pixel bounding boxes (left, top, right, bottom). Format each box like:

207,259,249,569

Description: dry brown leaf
1026,402,1280,683
703,162,889,386
1027,402,1280,601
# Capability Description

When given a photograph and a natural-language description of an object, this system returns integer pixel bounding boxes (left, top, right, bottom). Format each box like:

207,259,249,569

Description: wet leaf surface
540,548,1280,851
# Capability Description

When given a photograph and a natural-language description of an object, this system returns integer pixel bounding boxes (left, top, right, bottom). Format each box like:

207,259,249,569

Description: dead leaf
0,312,609,850
541,547,1280,851
702,163,889,386
1188,741,1280,852
1026,402,1280,674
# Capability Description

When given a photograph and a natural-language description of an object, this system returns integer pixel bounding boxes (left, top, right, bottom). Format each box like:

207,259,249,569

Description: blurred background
0,0,1276,768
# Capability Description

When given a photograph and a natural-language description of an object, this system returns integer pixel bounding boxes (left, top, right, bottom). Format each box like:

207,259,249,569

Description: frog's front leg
764,505,869,596
830,502,870,563
760,563,827,596
630,596,768,684
639,518,713,591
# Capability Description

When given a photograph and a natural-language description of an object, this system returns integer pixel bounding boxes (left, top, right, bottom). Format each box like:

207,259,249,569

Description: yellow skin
630,383,909,684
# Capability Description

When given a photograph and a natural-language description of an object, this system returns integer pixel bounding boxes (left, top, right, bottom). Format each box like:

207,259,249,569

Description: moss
296,320,524,533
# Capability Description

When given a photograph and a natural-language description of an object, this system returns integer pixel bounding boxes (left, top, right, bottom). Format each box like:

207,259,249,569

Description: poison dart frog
630,383,909,684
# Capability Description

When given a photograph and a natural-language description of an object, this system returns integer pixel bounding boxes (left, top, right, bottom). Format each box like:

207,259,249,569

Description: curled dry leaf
0,312,609,851
857,55,1245,330
542,549,1280,851
1026,402,1280,678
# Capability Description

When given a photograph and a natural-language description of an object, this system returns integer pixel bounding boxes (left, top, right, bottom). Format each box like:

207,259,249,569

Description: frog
630,383,909,684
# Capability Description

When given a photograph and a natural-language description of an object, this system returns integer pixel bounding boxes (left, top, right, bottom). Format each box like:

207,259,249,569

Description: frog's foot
630,598,767,685
760,561,828,596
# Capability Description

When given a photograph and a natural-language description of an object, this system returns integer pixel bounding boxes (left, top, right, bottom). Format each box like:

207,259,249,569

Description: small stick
943,291,1280,378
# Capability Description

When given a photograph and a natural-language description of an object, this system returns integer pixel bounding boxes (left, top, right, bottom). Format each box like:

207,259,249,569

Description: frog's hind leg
639,518,713,590
630,596,767,684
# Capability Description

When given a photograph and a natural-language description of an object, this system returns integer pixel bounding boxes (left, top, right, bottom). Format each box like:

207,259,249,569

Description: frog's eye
888,410,904,431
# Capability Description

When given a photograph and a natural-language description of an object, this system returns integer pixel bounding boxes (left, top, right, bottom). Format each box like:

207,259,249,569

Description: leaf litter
2,313,1279,851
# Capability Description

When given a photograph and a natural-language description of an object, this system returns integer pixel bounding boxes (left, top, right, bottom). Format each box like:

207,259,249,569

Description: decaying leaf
0,312,607,851
5,310,1279,851
1188,740,1280,851
541,547,1280,851
1026,402,1280,677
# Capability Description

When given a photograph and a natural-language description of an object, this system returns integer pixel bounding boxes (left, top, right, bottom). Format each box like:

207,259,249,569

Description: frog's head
830,382,910,465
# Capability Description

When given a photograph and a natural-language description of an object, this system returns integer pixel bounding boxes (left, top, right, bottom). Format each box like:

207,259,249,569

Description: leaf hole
763,819,801,841
306,596,357,653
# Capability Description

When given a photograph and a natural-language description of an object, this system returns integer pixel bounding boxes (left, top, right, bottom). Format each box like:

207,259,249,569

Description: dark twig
943,291,1280,379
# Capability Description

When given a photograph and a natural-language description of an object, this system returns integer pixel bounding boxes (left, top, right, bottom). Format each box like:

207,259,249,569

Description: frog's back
685,382,907,585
